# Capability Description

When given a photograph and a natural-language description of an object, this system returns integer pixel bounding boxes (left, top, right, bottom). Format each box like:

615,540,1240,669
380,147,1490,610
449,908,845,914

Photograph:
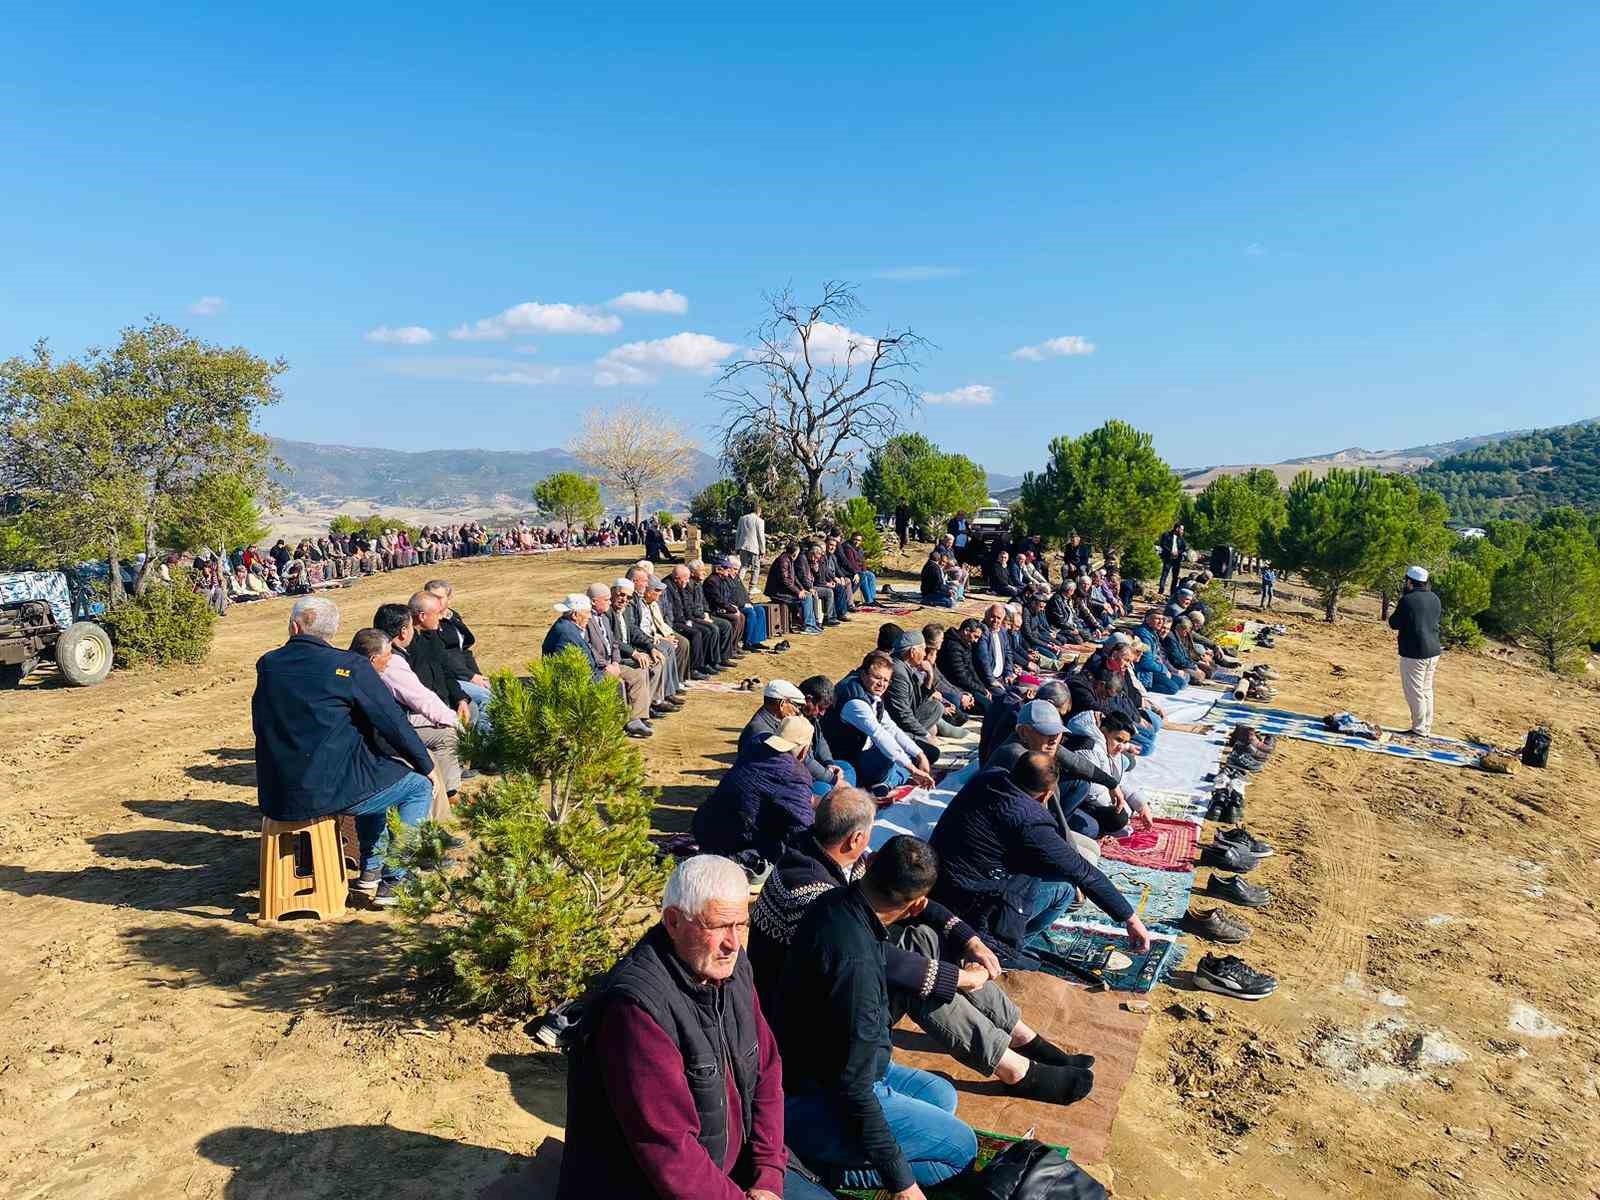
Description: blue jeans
785,1062,977,1190
742,604,768,647
810,759,858,798
459,678,493,731
922,594,957,609
832,582,852,616
856,744,910,790
798,595,822,632
1022,874,1077,938
342,771,433,879
857,571,878,604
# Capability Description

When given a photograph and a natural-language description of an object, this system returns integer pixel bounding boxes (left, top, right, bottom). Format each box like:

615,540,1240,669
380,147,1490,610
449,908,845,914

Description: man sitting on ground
1134,611,1192,693
919,548,957,608
931,752,1151,967
752,788,1092,1111
252,597,433,908
975,604,1014,693
919,624,976,732
776,836,980,1195
693,716,819,865
556,855,829,1200
799,675,855,791
542,593,653,738
885,630,948,750
985,549,1023,599
821,651,937,792
936,617,996,712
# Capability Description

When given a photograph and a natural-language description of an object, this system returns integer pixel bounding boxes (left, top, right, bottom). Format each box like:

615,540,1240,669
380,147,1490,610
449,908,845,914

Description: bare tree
712,282,927,524
569,402,696,529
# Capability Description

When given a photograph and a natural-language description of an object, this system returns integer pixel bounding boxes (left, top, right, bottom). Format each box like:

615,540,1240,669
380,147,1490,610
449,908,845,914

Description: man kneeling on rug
556,855,832,1200
776,835,979,1197
751,789,1095,1113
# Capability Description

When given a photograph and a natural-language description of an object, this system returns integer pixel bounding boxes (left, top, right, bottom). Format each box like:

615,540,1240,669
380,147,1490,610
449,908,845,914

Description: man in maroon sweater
558,855,832,1200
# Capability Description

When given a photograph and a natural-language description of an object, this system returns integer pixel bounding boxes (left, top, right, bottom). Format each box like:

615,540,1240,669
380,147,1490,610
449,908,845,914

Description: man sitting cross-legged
556,855,832,1200
775,835,980,1196
252,597,434,909
741,679,851,797
884,630,949,751
820,651,938,793
752,790,1097,1113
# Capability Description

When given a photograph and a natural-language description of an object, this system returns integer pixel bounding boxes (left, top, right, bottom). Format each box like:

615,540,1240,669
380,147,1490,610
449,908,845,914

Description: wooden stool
258,816,350,923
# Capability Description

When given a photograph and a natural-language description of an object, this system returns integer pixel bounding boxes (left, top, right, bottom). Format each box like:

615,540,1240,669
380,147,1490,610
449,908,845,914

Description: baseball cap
553,593,592,614
765,715,814,753
1019,699,1065,735
763,679,805,703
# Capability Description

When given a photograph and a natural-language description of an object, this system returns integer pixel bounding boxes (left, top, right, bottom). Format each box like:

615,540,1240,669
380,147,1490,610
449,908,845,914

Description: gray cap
1019,699,1065,735
893,630,925,653
644,575,665,591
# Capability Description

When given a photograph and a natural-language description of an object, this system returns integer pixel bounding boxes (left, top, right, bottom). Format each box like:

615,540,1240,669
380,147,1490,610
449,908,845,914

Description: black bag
1521,726,1551,768
935,1138,1108,1199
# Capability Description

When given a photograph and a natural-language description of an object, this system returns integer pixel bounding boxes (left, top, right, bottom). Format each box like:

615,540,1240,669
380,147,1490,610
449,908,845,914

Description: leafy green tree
722,425,807,540
532,471,602,531
101,566,218,666
1243,468,1288,550
1368,479,1455,619
160,473,269,553
834,497,886,569
1492,524,1600,674
1189,474,1268,557
860,433,989,529
1267,468,1413,621
0,321,284,602
391,647,670,1010
1432,560,1491,648
1016,420,1182,563
687,479,741,555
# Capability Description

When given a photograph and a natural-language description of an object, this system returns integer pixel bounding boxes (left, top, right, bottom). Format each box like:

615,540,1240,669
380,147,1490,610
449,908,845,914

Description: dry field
0,547,1595,1199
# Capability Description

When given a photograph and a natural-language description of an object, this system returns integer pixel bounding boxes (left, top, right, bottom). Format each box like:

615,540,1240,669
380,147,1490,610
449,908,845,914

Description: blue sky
4,4,1597,474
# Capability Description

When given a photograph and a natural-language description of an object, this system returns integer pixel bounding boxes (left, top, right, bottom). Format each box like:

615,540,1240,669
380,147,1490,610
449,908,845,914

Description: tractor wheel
55,621,114,686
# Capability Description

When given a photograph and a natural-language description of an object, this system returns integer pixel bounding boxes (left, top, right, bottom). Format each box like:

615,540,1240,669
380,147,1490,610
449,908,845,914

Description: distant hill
1413,419,1600,522
269,438,722,512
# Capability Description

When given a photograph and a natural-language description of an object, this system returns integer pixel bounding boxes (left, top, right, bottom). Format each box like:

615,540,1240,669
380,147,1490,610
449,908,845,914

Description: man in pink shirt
356,617,463,799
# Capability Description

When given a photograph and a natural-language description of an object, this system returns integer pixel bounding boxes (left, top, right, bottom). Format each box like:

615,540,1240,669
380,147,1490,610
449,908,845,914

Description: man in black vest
558,854,831,1200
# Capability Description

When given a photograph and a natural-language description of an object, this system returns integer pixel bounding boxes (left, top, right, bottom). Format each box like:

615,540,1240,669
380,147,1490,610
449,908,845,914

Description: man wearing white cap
611,577,683,711
1390,565,1442,736
541,592,654,738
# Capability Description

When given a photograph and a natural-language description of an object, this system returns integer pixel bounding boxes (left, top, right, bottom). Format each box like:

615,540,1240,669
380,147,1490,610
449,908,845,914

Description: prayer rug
833,1130,1071,1199
1138,787,1212,825
1098,818,1198,872
853,602,923,616
1213,701,1486,766
683,678,759,694
869,760,977,847
1027,920,1186,994
1095,858,1196,926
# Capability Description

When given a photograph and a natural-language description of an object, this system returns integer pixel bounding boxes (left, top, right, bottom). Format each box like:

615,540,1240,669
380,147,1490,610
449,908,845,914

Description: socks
1008,1062,1095,1105
1019,1035,1095,1072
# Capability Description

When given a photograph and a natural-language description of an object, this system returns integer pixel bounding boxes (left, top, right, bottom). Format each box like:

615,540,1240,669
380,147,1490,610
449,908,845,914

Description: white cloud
607,288,688,314
923,384,996,407
1010,335,1095,362
594,331,737,386
795,320,886,368
189,295,225,316
449,301,622,340
484,367,563,386
364,324,435,345
872,266,962,281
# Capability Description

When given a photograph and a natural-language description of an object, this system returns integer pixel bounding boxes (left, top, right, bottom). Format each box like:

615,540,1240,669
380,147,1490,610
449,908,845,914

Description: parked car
963,504,1013,564
0,568,114,687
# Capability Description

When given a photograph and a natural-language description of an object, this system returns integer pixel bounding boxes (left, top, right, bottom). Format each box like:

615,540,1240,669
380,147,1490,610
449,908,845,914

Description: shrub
835,497,886,569
389,647,669,1011
1491,524,1600,675
101,569,217,667
1194,579,1234,632
1432,561,1491,649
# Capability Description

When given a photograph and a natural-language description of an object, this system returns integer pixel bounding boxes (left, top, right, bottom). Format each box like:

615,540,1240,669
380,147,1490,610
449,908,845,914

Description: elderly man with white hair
609,576,683,711
557,855,832,1200
541,592,653,738
251,596,435,908
584,581,671,722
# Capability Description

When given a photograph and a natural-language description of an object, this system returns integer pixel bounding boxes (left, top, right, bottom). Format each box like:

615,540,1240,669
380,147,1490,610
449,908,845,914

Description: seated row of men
763,532,879,633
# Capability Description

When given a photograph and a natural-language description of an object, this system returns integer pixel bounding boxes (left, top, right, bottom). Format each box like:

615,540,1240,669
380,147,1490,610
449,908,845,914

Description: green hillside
1415,419,1600,523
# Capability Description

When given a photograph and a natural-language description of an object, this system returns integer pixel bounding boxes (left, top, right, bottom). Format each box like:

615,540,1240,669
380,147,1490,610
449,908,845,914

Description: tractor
0,568,114,688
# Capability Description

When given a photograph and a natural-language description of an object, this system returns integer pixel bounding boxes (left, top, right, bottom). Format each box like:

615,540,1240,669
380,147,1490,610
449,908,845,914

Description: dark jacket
586,609,623,667
1159,529,1187,563
691,743,817,863
978,687,1027,765
837,542,867,576
251,635,432,821
765,551,800,600
920,556,952,602
937,634,989,700
974,626,1011,687
437,612,481,680
542,615,603,677
775,886,918,1193
662,579,700,632
885,657,939,736
985,559,1022,598
930,767,1134,954
409,627,469,709
749,834,975,1018
703,572,746,616
559,924,781,1200
1390,587,1442,659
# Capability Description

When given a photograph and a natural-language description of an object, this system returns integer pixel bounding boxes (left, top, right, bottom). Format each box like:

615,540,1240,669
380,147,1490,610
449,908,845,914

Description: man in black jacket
661,566,716,678
423,579,492,726
1390,565,1443,736
885,631,947,748
754,790,1094,1113
698,557,748,657
776,836,979,1196
252,596,433,907
402,592,471,716
919,551,956,608
936,618,995,712
1158,522,1187,596
930,753,1151,966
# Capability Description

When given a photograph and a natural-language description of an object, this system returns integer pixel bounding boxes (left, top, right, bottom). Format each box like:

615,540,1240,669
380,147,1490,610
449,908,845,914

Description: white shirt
840,695,921,768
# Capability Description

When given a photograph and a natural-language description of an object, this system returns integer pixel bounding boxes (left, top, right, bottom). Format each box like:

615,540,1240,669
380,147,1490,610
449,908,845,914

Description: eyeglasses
689,915,750,938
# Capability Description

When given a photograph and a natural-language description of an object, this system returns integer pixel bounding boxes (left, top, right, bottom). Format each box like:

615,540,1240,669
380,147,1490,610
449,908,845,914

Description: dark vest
821,671,878,764
559,924,761,1198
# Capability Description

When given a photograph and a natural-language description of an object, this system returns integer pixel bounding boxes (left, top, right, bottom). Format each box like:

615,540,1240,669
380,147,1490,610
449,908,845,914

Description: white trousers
1399,655,1439,735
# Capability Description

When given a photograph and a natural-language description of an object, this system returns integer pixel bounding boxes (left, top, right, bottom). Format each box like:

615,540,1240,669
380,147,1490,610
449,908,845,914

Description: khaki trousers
1399,655,1439,735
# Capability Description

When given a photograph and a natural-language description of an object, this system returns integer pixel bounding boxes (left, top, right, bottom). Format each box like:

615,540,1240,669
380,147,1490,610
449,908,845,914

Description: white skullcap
554,593,592,614
1406,565,1429,583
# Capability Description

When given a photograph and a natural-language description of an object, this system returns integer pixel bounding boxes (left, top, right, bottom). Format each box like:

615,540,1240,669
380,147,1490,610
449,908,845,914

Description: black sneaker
1218,827,1273,857
1185,908,1252,944
1203,841,1261,873
1222,796,1246,825
1205,795,1227,822
1207,873,1273,908
1194,954,1278,1000
372,878,403,908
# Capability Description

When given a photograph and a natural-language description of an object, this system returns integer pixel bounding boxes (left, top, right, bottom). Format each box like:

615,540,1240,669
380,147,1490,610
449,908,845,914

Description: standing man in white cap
1390,565,1442,736
542,592,654,738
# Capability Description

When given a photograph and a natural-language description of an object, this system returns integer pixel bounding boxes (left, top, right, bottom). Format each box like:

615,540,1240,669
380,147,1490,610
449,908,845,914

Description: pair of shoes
624,718,654,738
1246,664,1279,680
1185,907,1252,944
1205,794,1227,822
1246,680,1277,701
650,704,674,718
772,639,792,652
1215,791,1245,824
371,878,403,908
1229,750,1268,773
1217,826,1273,857
1204,839,1263,872
1194,953,1278,1000
1207,873,1273,908
350,866,382,896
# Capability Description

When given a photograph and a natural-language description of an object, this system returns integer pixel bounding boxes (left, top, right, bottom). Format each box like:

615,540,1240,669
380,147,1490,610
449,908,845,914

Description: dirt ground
1,547,1596,1199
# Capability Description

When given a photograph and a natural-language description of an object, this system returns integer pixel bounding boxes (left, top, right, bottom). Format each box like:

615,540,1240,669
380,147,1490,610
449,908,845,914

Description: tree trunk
1323,585,1339,622
1379,589,1392,622
106,543,125,608
632,496,641,537
804,469,825,528
132,520,158,598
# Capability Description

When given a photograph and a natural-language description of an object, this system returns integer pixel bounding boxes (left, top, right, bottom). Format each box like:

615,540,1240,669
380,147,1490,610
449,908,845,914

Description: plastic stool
257,816,349,923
